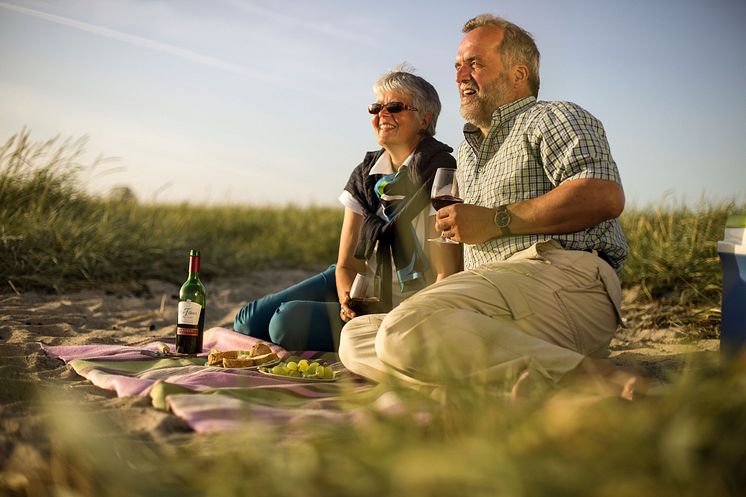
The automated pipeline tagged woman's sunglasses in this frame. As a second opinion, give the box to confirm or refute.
[368,102,419,114]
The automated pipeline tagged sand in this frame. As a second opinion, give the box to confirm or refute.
[0,268,318,489]
[0,269,719,489]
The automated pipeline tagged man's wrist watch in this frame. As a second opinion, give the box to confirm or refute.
[494,204,512,236]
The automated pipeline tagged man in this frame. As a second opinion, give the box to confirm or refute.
[338,14,629,391]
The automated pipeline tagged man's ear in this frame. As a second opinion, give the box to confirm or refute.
[511,65,529,89]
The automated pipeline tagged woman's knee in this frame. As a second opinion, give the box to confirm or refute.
[267,301,339,351]
[233,301,262,336]
[267,302,304,349]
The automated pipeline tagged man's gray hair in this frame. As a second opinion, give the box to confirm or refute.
[463,14,540,97]
[373,64,441,137]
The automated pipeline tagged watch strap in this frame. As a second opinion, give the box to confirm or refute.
[494,204,512,236]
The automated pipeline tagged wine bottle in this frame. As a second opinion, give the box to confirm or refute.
[176,249,206,354]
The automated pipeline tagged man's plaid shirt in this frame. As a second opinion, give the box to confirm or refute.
[457,96,628,272]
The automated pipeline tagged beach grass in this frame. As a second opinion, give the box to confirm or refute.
[620,199,732,306]
[1,131,341,293]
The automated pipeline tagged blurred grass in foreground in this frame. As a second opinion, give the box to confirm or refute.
[5,353,743,497]
[2,130,743,306]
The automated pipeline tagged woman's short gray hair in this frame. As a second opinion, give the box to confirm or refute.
[373,65,442,137]
[463,14,540,97]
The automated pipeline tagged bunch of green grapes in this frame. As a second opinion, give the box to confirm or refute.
[264,359,335,379]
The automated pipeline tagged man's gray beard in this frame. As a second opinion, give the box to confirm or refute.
[459,75,509,130]
[460,100,495,130]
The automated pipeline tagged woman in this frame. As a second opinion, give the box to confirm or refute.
[233,68,460,351]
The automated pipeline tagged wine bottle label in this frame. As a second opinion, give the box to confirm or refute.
[177,301,202,326]
[176,326,199,336]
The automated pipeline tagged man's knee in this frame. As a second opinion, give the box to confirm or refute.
[374,306,427,371]
[337,318,363,367]
[338,314,384,372]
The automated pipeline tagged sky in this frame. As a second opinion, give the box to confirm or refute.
[1,0,745,206]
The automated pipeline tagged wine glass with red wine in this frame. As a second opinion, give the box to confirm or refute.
[428,167,462,244]
[348,273,381,316]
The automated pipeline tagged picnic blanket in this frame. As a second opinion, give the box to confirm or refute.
[41,327,376,433]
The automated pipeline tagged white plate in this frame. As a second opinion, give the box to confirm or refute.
[257,367,339,382]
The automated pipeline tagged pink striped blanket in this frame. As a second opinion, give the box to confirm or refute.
[42,327,375,433]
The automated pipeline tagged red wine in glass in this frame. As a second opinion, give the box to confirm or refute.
[348,273,381,316]
[431,194,464,211]
[348,297,381,315]
[428,168,462,244]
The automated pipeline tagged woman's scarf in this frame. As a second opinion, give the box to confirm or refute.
[344,136,456,310]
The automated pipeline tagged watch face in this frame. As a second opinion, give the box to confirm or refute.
[495,208,511,227]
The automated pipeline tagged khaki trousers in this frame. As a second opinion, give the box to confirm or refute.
[338,241,623,386]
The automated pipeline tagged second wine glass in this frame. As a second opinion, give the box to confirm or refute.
[428,167,463,244]
[348,273,382,316]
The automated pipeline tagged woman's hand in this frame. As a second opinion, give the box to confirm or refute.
[336,207,366,322]
[339,291,357,322]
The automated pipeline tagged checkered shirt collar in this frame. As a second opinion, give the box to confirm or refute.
[463,96,537,143]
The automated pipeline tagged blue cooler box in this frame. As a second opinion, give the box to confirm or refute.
[718,214,746,356]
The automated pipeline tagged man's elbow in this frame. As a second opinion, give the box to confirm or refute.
[604,183,625,219]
